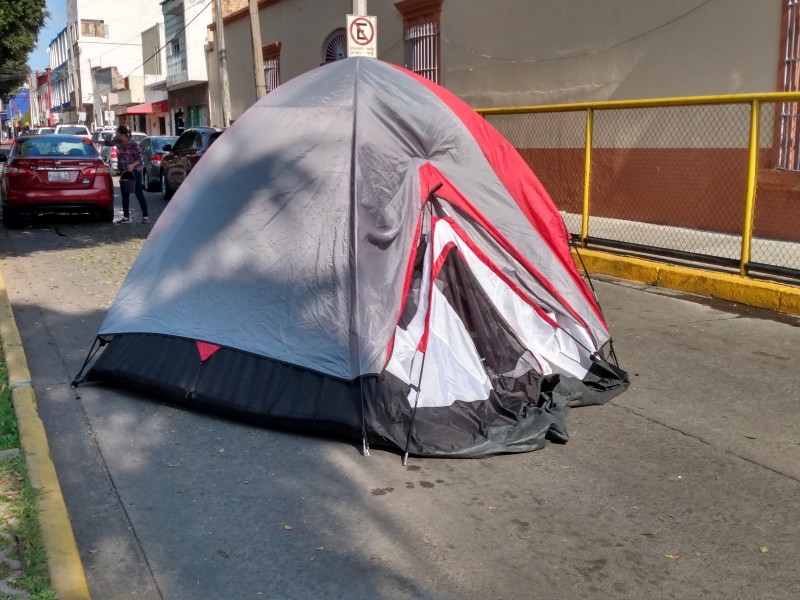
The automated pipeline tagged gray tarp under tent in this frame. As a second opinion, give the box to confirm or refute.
[74,57,628,458]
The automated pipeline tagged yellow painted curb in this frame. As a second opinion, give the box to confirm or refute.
[573,248,800,316]
[0,269,92,600]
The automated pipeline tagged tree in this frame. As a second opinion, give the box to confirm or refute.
[0,0,48,97]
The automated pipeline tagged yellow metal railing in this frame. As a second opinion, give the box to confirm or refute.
[478,92,800,280]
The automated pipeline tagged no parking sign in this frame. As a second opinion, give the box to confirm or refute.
[346,15,377,58]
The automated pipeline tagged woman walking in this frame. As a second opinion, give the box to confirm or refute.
[106,125,149,224]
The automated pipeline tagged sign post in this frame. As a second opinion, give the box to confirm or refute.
[346,15,377,58]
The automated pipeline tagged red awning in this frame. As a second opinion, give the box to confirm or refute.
[117,100,169,116]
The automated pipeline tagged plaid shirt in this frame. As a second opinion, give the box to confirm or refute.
[115,140,143,172]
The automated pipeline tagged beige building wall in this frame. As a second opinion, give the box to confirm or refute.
[443,0,783,108]
[208,0,404,123]
[208,0,785,124]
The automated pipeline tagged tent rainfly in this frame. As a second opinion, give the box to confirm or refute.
[74,58,628,458]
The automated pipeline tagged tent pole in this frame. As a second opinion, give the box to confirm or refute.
[70,336,104,388]
[402,346,429,466]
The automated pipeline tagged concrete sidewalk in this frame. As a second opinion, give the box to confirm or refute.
[562,212,800,272]
[0,212,799,599]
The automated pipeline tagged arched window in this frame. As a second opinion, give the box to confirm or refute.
[322,28,347,65]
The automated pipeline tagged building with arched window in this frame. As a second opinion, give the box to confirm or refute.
[207,0,786,126]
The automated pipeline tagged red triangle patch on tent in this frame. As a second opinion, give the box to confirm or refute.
[196,341,221,362]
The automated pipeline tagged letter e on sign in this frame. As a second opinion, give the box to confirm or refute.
[346,15,377,58]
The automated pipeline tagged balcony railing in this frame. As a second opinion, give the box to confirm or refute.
[166,51,188,87]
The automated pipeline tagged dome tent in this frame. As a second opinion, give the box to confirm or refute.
[74,58,628,457]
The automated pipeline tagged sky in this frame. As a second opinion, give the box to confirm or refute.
[28,0,68,72]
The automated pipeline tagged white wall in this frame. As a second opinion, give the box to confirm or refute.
[73,0,166,106]
[184,0,212,83]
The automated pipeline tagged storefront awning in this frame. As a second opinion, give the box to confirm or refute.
[117,100,169,116]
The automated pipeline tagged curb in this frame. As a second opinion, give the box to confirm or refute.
[0,269,92,599]
[573,248,800,316]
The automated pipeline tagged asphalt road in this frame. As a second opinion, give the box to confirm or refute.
[0,184,799,600]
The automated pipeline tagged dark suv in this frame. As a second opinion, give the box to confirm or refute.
[160,127,224,200]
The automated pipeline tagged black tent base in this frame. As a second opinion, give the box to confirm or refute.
[83,333,629,458]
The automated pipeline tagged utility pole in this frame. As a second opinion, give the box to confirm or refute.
[248,0,267,100]
[214,0,232,126]
[353,0,367,15]
[30,74,39,127]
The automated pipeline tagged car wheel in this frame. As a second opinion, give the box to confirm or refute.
[161,170,174,200]
[2,206,24,229]
[97,206,114,223]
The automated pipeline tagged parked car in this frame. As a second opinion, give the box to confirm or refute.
[54,124,91,137]
[160,127,224,200]
[0,135,113,227]
[99,131,147,173]
[33,127,55,135]
[139,136,177,192]
[91,128,115,152]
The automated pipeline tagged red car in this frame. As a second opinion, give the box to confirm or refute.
[0,134,113,228]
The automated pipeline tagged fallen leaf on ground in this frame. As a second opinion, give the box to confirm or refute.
[86,549,99,554]
[284,525,293,531]
[664,554,680,560]
[167,464,181,468]
[760,546,769,553]
[218,550,229,558]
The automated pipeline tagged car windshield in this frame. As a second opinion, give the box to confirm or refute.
[153,137,177,151]
[14,137,98,157]
[58,126,88,135]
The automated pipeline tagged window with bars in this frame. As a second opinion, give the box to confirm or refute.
[780,0,800,170]
[404,22,439,83]
[262,42,281,93]
[396,0,443,84]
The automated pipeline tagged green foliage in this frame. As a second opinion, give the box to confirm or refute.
[0,0,49,96]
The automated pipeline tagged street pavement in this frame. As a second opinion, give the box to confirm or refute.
[0,182,799,599]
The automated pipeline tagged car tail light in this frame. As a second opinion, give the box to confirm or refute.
[2,166,33,176]
[152,153,162,162]
[83,165,111,176]
[110,147,117,159]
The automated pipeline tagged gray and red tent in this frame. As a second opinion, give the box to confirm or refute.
[76,58,627,457]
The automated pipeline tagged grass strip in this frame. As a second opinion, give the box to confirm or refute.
[0,358,55,600]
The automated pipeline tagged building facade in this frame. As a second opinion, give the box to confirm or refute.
[29,69,54,127]
[206,0,785,125]
[47,27,73,123]
[61,0,165,127]
[162,0,213,135]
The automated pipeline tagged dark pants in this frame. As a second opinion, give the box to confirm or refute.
[121,170,148,218]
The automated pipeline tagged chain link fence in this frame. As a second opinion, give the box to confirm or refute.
[483,96,800,282]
